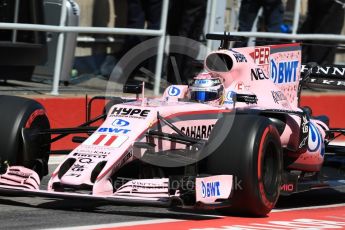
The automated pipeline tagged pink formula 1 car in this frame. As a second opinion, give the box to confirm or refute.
[0,34,344,216]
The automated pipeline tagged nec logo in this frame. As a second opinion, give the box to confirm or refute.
[201,181,220,198]
[254,47,270,65]
[112,119,129,127]
[251,68,269,80]
[98,127,130,134]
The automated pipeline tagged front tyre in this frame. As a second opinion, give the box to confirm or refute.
[205,114,282,216]
[0,96,50,178]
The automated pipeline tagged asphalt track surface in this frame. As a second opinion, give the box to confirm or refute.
[0,160,344,230]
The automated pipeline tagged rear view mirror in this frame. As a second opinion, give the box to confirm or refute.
[123,80,143,94]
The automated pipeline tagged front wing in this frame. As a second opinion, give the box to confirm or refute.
[0,166,233,209]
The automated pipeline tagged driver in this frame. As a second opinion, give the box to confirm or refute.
[188,72,224,105]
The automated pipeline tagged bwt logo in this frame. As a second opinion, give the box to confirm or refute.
[98,127,130,134]
[271,60,299,84]
[201,181,220,198]
[112,119,130,127]
[168,86,181,96]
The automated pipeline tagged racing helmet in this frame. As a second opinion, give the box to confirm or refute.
[189,72,224,104]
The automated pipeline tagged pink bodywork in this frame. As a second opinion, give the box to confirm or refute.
[0,43,328,205]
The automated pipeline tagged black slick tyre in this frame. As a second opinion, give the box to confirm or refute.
[0,96,50,178]
[205,113,282,216]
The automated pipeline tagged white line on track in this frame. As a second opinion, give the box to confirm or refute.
[272,203,345,212]
[327,215,345,220]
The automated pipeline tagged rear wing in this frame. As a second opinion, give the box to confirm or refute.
[301,64,345,90]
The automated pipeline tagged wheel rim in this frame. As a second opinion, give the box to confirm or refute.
[262,141,279,196]
[24,110,50,177]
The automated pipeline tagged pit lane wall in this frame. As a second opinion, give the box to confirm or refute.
[34,93,345,150]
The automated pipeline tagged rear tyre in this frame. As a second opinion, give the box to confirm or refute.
[0,96,50,178]
[205,114,282,216]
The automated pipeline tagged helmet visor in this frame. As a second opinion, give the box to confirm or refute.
[190,91,219,102]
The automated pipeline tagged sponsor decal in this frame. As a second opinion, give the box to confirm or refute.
[77,145,117,152]
[78,158,93,164]
[73,152,108,159]
[299,115,309,149]
[235,81,250,91]
[308,78,345,87]
[110,107,150,119]
[271,90,287,104]
[201,181,221,198]
[84,134,128,148]
[194,78,221,86]
[236,94,258,104]
[65,173,81,177]
[236,82,244,90]
[98,127,130,134]
[271,60,299,84]
[224,91,235,105]
[94,150,111,155]
[251,68,269,80]
[118,151,133,168]
[168,86,181,96]
[308,122,322,154]
[131,181,167,191]
[253,47,270,65]
[301,64,345,77]
[112,119,129,127]
[281,183,295,192]
[71,164,86,172]
[301,115,309,134]
[299,136,308,149]
[231,50,247,63]
[180,125,214,139]
[192,87,218,93]
[267,109,300,113]
[196,175,232,204]
[195,79,208,85]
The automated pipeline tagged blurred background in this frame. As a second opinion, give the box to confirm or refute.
[0,0,344,94]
